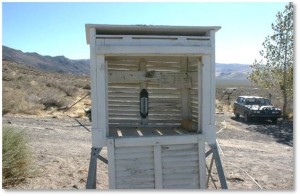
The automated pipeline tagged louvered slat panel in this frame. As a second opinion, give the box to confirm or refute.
[107,57,141,126]
[148,85,182,125]
[161,144,200,189]
[107,58,140,71]
[114,146,155,189]
[108,80,140,125]
[145,57,182,125]
[190,79,198,125]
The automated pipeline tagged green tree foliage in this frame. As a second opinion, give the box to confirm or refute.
[248,2,293,117]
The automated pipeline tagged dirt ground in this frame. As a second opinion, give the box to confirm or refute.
[2,112,294,190]
[214,112,293,189]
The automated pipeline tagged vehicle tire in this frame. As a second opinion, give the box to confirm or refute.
[271,118,278,124]
[233,108,239,118]
[235,113,240,118]
[244,113,250,123]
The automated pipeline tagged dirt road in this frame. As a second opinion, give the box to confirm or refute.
[2,113,293,189]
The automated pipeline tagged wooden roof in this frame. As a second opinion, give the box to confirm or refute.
[85,24,221,44]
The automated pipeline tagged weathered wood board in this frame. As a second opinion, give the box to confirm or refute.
[108,135,206,189]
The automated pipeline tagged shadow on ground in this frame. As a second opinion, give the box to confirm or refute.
[231,117,293,147]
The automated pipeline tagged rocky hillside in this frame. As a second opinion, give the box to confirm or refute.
[2,46,90,75]
[3,46,251,79]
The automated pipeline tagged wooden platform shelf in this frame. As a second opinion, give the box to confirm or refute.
[109,126,196,138]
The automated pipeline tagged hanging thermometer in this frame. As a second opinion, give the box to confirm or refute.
[140,89,148,118]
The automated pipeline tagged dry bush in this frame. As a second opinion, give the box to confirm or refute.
[2,126,35,188]
[46,81,78,97]
[2,60,91,115]
[82,83,91,90]
[73,79,91,90]
[2,90,44,115]
[37,88,69,110]
[2,85,69,114]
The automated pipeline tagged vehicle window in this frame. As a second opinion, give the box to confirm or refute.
[257,98,265,105]
[244,98,271,105]
[240,98,244,104]
[264,99,271,105]
[256,98,264,105]
[242,98,246,104]
[256,98,271,105]
[245,98,256,105]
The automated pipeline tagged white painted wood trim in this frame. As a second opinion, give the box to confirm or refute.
[200,55,216,144]
[197,58,203,133]
[96,34,211,40]
[154,145,163,189]
[209,31,216,127]
[91,55,108,148]
[96,46,212,55]
[90,28,97,127]
[85,24,221,44]
[95,34,211,48]
[104,60,109,137]
[107,139,116,189]
[114,135,203,148]
[181,57,190,119]
[201,55,211,127]
[89,27,105,148]
[198,136,206,189]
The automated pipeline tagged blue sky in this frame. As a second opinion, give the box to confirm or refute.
[2,2,288,64]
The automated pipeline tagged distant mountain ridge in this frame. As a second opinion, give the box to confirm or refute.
[2,46,251,79]
[2,46,90,75]
[216,63,251,80]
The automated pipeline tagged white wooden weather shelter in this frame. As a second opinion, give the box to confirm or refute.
[85,24,227,189]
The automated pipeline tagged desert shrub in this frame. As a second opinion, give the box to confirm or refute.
[82,83,91,90]
[2,60,87,114]
[2,74,13,81]
[2,90,44,115]
[73,79,91,90]
[3,85,69,113]
[38,88,69,109]
[2,126,34,188]
[59,85,78,97]
[46,81,77,97]
[40,97,66,109]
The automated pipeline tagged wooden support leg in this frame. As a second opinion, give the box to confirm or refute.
[86,147,102,189]
[209,143,228,189]
[206,156,217,188]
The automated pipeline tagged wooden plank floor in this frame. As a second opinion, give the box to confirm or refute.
[109,126,197,138]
